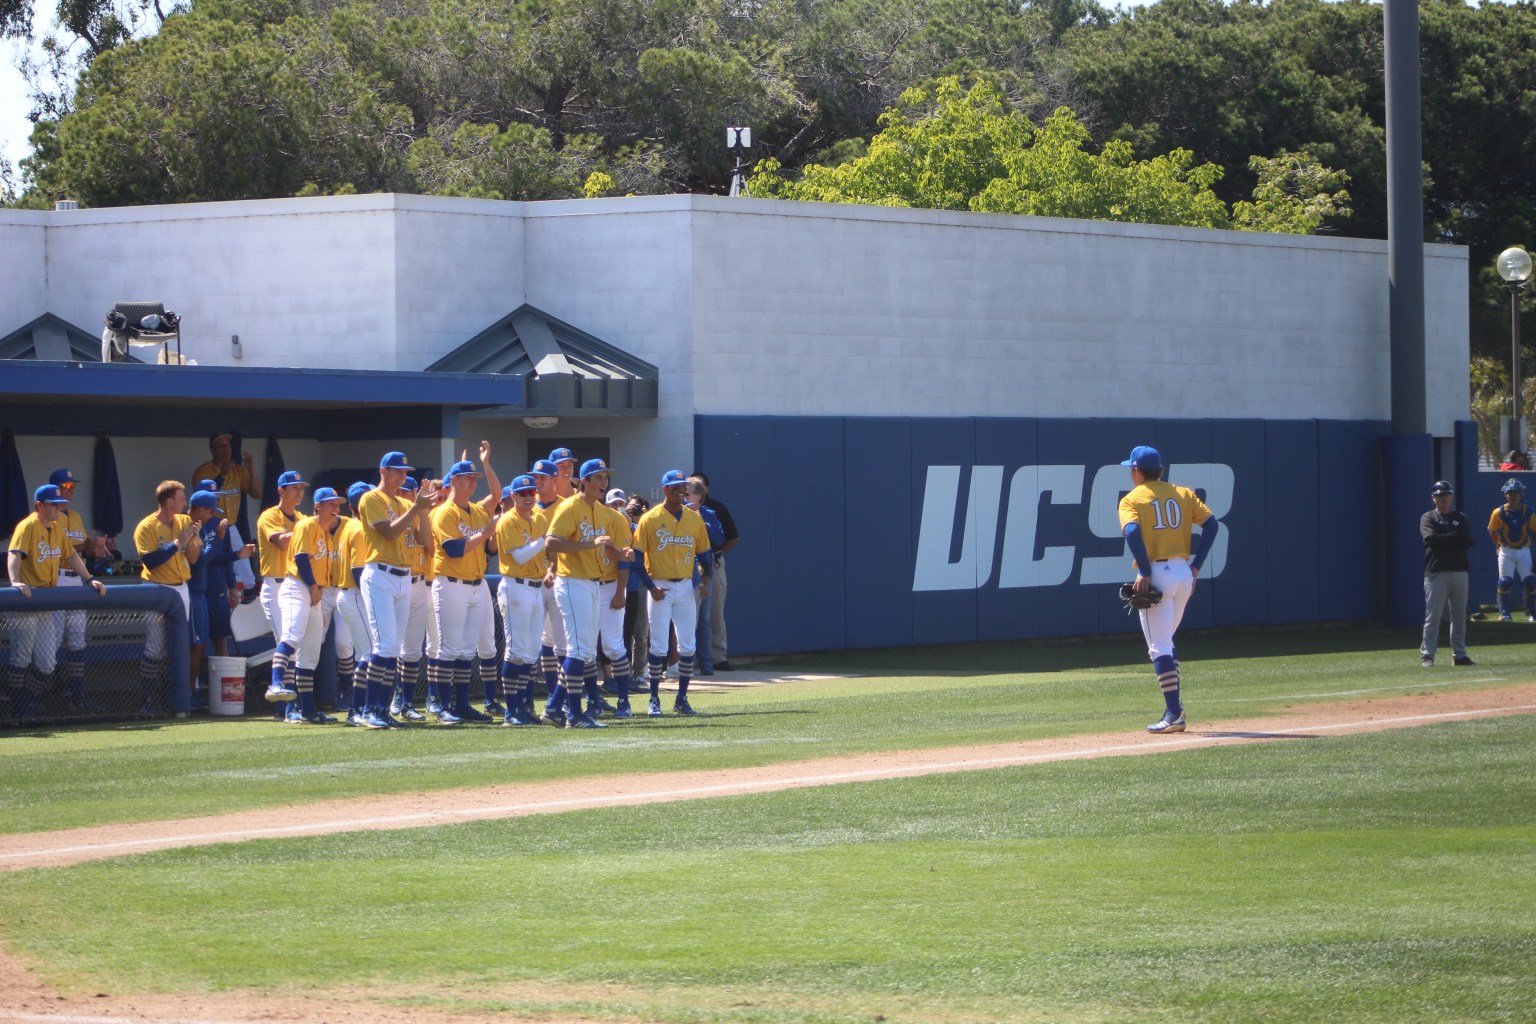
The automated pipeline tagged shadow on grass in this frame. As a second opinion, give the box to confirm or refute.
[754,620,1536,678]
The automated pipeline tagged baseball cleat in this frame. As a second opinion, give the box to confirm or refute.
[284,705,305,724]
[568,714,605,729]
[456,704,494,723]
[264,683,298,702]
[1452,655,1476,666]
[673,698,698,716]
[389,694,406,717]
[540,706,566,728]
[502,709,534,727]
[590,695,617,715]
[360,709,391,730]
[1146,711,1186,734]
[425,695,444,715]
[299,711,338,724]
[398,704,426,722]
[345,709,367,726]
[614,699,633,719]
[1499,613,1513,622]
[483,699,507,719]
[435,706,463,725]
[647,697,663,718]
[1421,656,1434,668]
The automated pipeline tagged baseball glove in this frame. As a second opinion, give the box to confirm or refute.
[1119,582,1164,614]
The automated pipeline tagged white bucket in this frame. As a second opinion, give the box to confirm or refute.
[208,656,249,716]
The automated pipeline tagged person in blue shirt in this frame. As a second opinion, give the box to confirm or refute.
[687,477,725,676]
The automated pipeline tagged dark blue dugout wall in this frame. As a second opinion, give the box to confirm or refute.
[696,416,1396,656]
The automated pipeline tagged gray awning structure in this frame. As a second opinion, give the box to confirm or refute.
[427,304,658,419]
[0,313,137,362]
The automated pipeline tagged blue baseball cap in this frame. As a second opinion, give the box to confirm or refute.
[35,484,70,504]
[549,447,575,463]
[508,474,538,495]
[579,458,610,480]
[189,490,220,511]
[380,451,414,471]
[401,476,419,492]
[277,470,306,488]
[313,487,342,505]
[347,481,372,507]
[530,460,558,477]
[1120,446,1162,472]
[196,479,217,492]
[445,460,478,481]
[660,469,688,488]
[49,468,77,486]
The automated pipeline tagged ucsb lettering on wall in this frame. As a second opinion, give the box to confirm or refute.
[695,415,1385,656]
[912,463,1231,592]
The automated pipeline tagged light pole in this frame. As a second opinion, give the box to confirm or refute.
[725,125,751,197]
[1497,246,1534,454]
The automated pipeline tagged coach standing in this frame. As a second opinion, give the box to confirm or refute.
[1420,480,1476,668]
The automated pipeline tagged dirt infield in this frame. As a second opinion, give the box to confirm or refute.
[2,682,1534,1024]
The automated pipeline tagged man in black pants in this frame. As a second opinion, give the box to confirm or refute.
[1420,480,1476,668]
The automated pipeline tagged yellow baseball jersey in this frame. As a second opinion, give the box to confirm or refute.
[1117,480,1214,564]
[286,515,338,588]
[634,504,711,581]
[256,505,302,578]
[8,514,67,588]
[357,488,415,567]
[190,460,251,524]
[1488,502,1535,548]
[334,516,367,590]
[59,507,86,557]
[545,495,610,579]
[135,512,193,585]
[495,506,550,581]
[595,503,632,583]
[413,514,435,580]
[431,500,491,580]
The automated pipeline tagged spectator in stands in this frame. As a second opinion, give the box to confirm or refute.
[689,473,739,670]
[1500,450,1530,472]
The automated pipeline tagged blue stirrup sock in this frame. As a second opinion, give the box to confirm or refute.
[1153,654,1181,714]
[611,654,632,699]
[648,654,665,698]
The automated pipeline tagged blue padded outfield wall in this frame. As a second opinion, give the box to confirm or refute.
[696,416,1406,656]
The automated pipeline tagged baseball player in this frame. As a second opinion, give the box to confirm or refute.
[356,452,439,730]
[544,458,632,728]
[530,459,568,720]
[337,482,376,724]
[589,487,636,717]
[428,457,502,723]
[1487,478,1535,622]
[46,468,96,709]
[1117,446,1220,734]
[393,474,437,722]
[6,484,107,723]
[133,480,203,717]
[255,470,307,709]
[633,470,714,717]
[191,431,262,530]
[1421,480,1476,667]
[493,476,550,725]
[550,447,577,500]
[273,487,344,723]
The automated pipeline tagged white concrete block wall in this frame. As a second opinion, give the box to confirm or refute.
[686,198,1467,434]
[0,215,47,334]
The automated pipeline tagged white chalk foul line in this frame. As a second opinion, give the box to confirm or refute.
[0,1013,239,1024]
[4,702,1534,866]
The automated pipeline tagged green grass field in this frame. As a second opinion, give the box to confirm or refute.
[2,625,1534,1023]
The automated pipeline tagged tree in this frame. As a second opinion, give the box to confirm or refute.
[751,77,1349,234]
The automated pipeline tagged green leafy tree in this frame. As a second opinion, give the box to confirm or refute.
[752,77,1348,233]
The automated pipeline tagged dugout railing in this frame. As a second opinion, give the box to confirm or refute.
[0,585,190,726]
